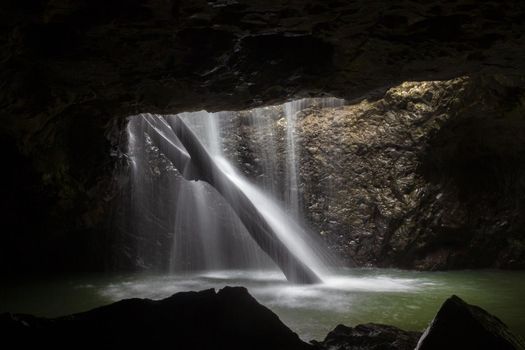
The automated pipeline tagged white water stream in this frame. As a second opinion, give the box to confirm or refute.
[127,98,344,279]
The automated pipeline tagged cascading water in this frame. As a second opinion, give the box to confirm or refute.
[169,111,273,272]
[125,97,344,282]
[283,98,345,219]
[127,113,272,272]
[285,101,301,217]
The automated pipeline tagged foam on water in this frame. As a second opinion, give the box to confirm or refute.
[99,269,426,309]
[3,269,524,342]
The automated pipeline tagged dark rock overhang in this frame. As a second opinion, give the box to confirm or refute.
[2,0,525,132]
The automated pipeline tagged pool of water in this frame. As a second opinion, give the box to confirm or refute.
[1,268,524,341]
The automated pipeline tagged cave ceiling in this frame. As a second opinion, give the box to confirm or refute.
[2,0,525,138]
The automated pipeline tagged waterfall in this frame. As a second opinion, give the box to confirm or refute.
[125,97,344,281]
[169,111,272,272]
[283,98,345,218]
[284,101,301,217]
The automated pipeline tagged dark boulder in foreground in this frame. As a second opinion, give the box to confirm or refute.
[313,323,421,350]
[2,289,524,350]
[0,286,311,350]
[416,295,525,350]
[312,295,525,350]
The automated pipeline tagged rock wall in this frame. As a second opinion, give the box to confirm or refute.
[226,76,525,269]
[2,0,525,274]
[302,76,525,269]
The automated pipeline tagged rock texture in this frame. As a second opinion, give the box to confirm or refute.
[416,295,525,350]
[0,286,311,350]
[313,323,421,350]
[300,76,525,269]
[3,0,524,116]
[226,76,525,270]
[1,0,525,273]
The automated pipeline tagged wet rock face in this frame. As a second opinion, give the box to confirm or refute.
[1,0,525,273]
[228,76,525,270]
[298,76,525,269]
[296,80,462,267]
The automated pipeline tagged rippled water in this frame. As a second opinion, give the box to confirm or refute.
[2,269,524,341]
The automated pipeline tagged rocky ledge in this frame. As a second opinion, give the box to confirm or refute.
[2,287,524,350]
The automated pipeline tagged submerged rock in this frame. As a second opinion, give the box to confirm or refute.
[416,295,525,350]
[0,286,311,350]
[313,323,421,350]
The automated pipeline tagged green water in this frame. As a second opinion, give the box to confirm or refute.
[1,268,524,341]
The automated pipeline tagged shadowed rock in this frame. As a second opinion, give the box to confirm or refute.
[3,290,523,350]
[313,323,421,350]
[0,287,312,350]
[416,295,525,350]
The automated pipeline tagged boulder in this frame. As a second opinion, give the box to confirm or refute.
[416,295,525,350]
[313,323,421,350]
[0,286,311,350]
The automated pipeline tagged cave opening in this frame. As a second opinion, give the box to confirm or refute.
[4,82,525,344]
[3,0,525,348]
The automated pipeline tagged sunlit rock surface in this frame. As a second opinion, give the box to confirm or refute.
[227,77,525,269]
[298,76,525,269]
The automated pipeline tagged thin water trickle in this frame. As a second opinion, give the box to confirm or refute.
[283,98,345,219]
[284,100,301,217]
[248,107,279,193]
